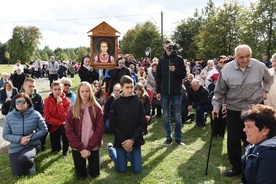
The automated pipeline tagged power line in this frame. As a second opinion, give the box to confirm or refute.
[0,13,159,24]
[0,12,193,24]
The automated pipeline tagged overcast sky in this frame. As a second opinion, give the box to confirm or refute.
[0,0,255,50]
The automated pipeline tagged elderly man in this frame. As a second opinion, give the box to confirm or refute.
[187,79,209,128]
[212,44,274,177]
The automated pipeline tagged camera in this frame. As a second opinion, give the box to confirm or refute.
[166,45,178,52]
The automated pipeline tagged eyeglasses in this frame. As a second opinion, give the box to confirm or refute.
[63,84,71,87]
[15,100,27,105]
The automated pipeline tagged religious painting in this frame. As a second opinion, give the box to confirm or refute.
[88,21,120,70]
[93,37,115,63]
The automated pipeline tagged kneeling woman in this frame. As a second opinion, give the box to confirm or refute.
[3,93,48,176]
[66,81,104,178]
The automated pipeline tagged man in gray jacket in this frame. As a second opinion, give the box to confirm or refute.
[212,44,274,177]
[48,56,59,87]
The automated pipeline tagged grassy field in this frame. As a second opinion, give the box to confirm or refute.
[0,64,14,75]
[0,65,242,184]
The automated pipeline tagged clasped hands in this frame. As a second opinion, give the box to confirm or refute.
[20,135,31,145]
[80,150,91,158]
[122,139,134,152]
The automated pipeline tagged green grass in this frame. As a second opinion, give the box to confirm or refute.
[0,66,242,183]
[0,65,14,75]
[0,120,241,184]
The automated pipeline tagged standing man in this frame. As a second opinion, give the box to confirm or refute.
[48,56,59,87]
[155,39,186,146]
[212,44,274,177]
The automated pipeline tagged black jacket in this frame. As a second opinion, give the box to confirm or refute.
[104,95,115,122]
[241,137,276,184]
[139,95,151,115]
[187,86,209,108]
[109,94,146,148]
[108,66,131,95]
[0,88,18,104]
[78,66,99,83]
[11,73,26,91]
[155,52,186,95]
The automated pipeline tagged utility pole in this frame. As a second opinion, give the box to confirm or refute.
[161,11,163,57]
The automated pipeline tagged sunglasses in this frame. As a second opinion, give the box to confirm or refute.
[63,84,71,87]
[15,100,27,105]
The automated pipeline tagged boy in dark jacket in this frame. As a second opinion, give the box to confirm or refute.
[107,75,147,173]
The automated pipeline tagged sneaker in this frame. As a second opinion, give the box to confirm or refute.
[175,140,185,146]
[162,139,172,147]
[107,143,113,150]
[29,163,36,175]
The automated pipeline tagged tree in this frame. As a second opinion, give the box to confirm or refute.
[172,16,202,59]
[195,1,241,59]
[7,26,42,64]
[40,45,55,60]
[0,43,9,64]
[121,21,162,59]
[64,48,77,61]
[239,0,276,59]
[76,46,89,63]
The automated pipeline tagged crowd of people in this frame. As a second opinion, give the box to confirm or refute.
[1,43,276,183]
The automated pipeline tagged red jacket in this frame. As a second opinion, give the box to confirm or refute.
[65,104,104,152]
[44,93,70,133]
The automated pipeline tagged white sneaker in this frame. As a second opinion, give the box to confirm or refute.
[107,143,113,150]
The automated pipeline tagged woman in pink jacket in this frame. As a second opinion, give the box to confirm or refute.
[66,81,104,179]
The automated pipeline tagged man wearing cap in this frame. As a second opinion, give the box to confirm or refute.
[155,39,186,146]
[212,44,274,177]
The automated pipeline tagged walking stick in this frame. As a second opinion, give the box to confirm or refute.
[205,116,217,175]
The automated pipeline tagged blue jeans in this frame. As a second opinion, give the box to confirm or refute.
[161,94,182,141]
[195,104,210,127]
[9,146,38,176]
[105,119,110,132]
[109,147,142,173]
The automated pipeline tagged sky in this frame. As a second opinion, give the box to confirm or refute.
[0,0,255,50]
